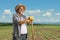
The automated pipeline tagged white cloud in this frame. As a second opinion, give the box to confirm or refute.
[0,9,13,23]
[50,19,60,22]
[42,18,60,22]
[46,9,54,12]
[24,9,54,17]
[34,19,40,22]
[36,19,40,22]
[2,15,6,18]
[25,10,41,13]
[55,13,60,16]
[42,9,54,13]
[2,9,13,18]
[43,11,52,16]
[3,9,11,14]
[0,18,12,23]
[47,9,54,12]
[35,10,41,13]
[24,10,41,15]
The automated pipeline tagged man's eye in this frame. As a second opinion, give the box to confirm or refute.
[19,9,22,10]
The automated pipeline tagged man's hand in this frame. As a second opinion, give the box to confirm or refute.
[27,16,34,24]
[26,19,30,23]
[28,16,34,21]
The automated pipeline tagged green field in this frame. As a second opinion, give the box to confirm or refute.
[0,25,60,40]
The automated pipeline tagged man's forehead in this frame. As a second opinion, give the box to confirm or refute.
[20,7,23,8]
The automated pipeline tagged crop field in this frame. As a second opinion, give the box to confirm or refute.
[0,24,60,40]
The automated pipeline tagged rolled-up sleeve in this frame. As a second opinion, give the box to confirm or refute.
[13,14,17,24]
[13,14,20,23]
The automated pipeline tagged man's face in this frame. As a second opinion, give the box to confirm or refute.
[18,7,25,14]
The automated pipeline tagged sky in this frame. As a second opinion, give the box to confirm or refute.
[0,0,60,24]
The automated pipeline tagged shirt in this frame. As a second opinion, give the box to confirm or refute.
[13,14,27,36]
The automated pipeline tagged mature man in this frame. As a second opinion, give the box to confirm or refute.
[12,4,33,40]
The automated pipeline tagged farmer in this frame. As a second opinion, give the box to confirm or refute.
[12,4,33,40]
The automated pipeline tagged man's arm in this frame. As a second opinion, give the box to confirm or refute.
[18,19,31,25]
[18,20,26,25]
[16,16,33,25]
[18,16,31,25]
[18,18,33,25]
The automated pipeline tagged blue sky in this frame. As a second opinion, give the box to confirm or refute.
[0,0,60,24]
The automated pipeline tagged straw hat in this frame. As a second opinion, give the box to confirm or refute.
[15,4,26,12]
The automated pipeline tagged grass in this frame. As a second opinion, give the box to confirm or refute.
[0,25,60,40]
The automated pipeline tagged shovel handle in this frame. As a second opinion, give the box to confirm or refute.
[31,22,34,40]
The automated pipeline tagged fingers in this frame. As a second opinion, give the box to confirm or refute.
[28,16,34,21]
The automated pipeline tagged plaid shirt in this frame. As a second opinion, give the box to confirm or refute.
[13,14,27,38]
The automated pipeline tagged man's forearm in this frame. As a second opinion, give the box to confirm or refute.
[18,19,32,25]
[18,20,26,25]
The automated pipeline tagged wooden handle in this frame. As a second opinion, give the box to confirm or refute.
[31,22,34,40]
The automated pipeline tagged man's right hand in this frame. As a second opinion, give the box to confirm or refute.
[28,16,34,21]
[26,16,34,24]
